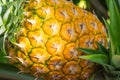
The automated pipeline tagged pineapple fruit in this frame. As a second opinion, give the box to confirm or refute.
[4,0,107,80]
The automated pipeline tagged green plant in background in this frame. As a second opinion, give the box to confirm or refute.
[79,0,120,80]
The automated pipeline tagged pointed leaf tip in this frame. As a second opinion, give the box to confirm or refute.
[78,48,107,55]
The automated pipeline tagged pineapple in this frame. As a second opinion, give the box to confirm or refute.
[0,0,107,80]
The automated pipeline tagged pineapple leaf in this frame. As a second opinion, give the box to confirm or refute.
[97,42,109,54]
[108,0,120,55]
[103,64,115,71]
[0,63,44,80]
[115,0,120,12]
[79,54,109,65]
[78,48,107,55]
[111,55,120,68]
[0,14,3,26]
[0,50,8,63]
[0,25,5,35]
[3,5,11,24]
[0,0,24,57]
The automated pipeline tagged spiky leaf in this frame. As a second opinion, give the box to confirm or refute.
[0,63,44,80]
[107,0,120,55]
[0,0,23,58]
[78,48,107,55]
[97,42,109,54]
[111,55,120,68]
[80,54,109,65]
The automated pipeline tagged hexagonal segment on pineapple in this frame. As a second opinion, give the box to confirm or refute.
[17,51,33,67]
[66,3,85,19]
[30,63,49,77]
[15,36,32,54]
[74,18,90,36]
[55,7,71,22]
[46,37,66,56]
[79,34,95,49]
[63,43,81,61]
[42,18,62,36]
[85,12,103,34]
[63,61,81,75]
[47,71,64,80]
[47,56,66,71]
[36,6,55,19]
[24,15,43,31]
[28,29,48,47]
[30,48,50,64]
[60,22,78,41]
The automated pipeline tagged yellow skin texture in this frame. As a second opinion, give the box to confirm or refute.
[7,0,107,80]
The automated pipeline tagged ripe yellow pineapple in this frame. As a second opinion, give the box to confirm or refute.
[6,0,107,80]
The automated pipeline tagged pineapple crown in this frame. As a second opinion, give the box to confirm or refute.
[0,0,24,63]
[78,0,120,79]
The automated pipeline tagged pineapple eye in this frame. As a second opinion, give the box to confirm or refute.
[70,49,78,58]
[90,22,97,30]
[79,23,85,30]
[68,65,78,74]
[60,10,68,19]
[85,39,93,48]
[72,7,78,16]
[67,28,73,35]
[63,61,81,75]
[67,0,72,2]
[49,72,63,80]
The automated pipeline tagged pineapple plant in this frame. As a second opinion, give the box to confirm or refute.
[0,0,108,80]
[79,0,120,80]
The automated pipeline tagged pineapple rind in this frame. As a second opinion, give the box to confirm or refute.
[7,0,107,80]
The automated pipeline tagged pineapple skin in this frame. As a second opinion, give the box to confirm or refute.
[7,0,107,80]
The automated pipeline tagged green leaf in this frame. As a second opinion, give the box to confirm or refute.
[0,25,5,35]
[0,0,24,55]
[79,54,109,65]
[115,0,120,12]
[0,16,3,26]
[0,35,6,55]
[78,48,107,55]
[97,42,109,54]
[0,63,44,80]
[103,64,115,71]
[0,51,8,63]
[111,55,120,68]
[108,0,120,55]
[3,6,11,24]
[116,46,120,55]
